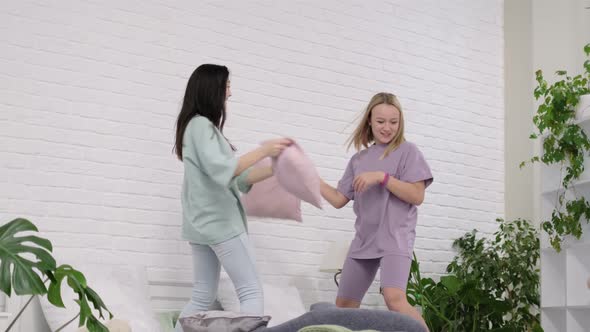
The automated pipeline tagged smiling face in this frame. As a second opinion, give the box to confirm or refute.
[369,103,400,145]
[347,92,405,156]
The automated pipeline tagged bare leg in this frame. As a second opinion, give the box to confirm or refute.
[382,287,429,332]
[335,297,361,308]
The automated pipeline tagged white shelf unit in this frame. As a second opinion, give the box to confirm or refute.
[0,293,10,331]
[540,115,590,332]
[568,308,590,332]
[542,307,566,332]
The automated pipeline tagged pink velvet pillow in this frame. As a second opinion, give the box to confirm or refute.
[273,142,322,209]
[241,159,302,222]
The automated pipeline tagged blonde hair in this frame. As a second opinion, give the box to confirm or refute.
[346,92,405,158]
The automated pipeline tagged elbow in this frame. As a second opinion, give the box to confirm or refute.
[325,196,348,209]
[333,196,350,209]
[333,202,346,209]
[413,193,425,206]
[325,199,345,209]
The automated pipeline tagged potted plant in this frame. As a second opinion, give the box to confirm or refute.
[406,218,542,331]
[521,43,590,252]
[0,218,112,332]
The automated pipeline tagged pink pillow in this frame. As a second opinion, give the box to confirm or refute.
[242,159,302,222]
[273,142,322,209]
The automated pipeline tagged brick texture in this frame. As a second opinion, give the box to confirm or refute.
[0,0,504,310]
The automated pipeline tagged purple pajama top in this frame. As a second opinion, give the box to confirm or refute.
[337,141,433,259]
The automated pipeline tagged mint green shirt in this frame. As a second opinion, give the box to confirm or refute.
[181,116,252,245]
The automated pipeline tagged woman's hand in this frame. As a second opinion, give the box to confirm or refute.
[353,171,385,193]
[261,138,293,157]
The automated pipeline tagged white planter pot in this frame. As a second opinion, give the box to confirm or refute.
[575,94,590,120]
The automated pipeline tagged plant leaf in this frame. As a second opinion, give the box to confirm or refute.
[440,275,461,294]
[48,265,112,330]
[0,218,56,296]
[48,272,66,308]
[86,315,109,332]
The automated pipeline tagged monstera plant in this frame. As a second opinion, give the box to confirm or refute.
[0,218,112,332]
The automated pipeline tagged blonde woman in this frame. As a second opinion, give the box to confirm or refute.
[320,92,432,330]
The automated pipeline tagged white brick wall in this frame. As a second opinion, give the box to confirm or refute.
[0,0,504,310]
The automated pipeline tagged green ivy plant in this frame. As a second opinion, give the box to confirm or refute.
[406,218,542,332]
[520,43,590,251]
[0,218,112,332]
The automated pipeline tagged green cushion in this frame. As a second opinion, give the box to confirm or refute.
[156,311,180,332]
[298,325,379,332]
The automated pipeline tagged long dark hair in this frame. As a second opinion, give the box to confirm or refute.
[174,64,231,161]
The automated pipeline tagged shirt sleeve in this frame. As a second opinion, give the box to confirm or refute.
[188,117,238,188]
[336,156,356,200]
[234,167,253,193]
[399,144,433,188]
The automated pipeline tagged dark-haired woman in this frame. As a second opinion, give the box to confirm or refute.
[173,64,291,328]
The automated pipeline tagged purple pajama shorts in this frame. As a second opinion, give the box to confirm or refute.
[336,254,412,302]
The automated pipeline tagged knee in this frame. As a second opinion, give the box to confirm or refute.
[336,297,360,308]
[383,291,408,312]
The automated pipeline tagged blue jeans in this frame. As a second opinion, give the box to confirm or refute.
[175,233,263,330]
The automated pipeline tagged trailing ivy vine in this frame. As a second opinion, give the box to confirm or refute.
[521,43,590,251]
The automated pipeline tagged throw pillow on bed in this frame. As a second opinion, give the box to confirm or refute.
[241,158,302,222]
[216,274,306,327]
[273,142,322,209]
[178,311,270,332]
